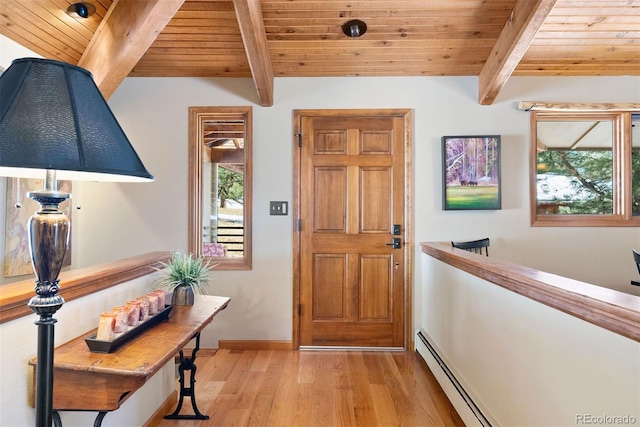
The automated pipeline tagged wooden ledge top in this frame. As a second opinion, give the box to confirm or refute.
[0,251,172,324]
[420,242,640,343]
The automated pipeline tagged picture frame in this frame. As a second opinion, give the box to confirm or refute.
[442,135,501,210]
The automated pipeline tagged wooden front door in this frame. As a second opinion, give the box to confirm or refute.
[294,110,411,348]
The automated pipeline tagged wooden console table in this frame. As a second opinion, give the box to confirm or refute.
[29,295,230,425]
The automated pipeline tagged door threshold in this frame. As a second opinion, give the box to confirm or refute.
[299,346,405,351]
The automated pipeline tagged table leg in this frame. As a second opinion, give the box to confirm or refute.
[51,410,108,427]
[164,332,209,420]
[93,411,108,427]
[53,411,62,427]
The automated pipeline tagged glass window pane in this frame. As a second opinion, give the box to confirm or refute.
[536,120,614,215]
[203,119,245,257]
[213,164,244,256]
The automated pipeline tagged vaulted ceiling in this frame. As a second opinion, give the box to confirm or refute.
[1,0,638,107]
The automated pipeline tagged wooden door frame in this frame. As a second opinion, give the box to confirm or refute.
[292,109,414,350]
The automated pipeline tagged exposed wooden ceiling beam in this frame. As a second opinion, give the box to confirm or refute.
[478,0,558,106]
[232,0,274,107]
[78,0,186,100]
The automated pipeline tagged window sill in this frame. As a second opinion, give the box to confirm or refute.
[532,214,640,227]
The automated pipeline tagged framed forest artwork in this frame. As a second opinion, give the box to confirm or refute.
[4,178,72,277]
[442,135,501,210]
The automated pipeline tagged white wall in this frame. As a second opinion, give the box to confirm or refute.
[419,253,640,426]
[0,276,175,427]
[87,75,639,347]
[2,74,639,349]
[0,35,41,69]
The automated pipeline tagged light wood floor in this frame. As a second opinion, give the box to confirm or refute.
[155,349,465,427]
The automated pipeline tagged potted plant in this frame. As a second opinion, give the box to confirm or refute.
[152,251,213,305]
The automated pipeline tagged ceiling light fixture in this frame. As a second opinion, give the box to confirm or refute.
[342,19,367,38]
[67,2,96,19]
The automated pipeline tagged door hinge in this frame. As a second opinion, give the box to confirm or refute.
[296,133,302,147]
[298,304,302,315]
[298,218,302,231]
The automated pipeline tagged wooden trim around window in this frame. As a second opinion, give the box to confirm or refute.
[188,106,253,270]
[530,111,640,227]
[421,242,640,342]
[519,102,640,112]
[0,251,171,324]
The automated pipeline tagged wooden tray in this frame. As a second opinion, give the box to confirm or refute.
[85,305,173,353]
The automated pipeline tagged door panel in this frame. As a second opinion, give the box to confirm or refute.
[360,167,392,232]
[313,167,346,232]
[312,254,346,319]
[360,255,392,320]
[298,111,408,348]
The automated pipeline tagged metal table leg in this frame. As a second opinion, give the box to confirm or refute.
[53,411,62,427]
[52,410,108,427]
[164,332,209,420]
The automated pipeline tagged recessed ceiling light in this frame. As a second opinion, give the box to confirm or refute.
[67,2,96,19]
[342,20,367,38]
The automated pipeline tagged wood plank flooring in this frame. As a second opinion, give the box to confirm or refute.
[155,349,464,427]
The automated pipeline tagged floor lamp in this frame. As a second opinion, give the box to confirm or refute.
[0,58,153,426]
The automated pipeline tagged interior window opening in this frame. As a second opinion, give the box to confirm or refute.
[530,110,638,227]
[536,119,614,215]
[203,120,245,258]
[189,107,252,270]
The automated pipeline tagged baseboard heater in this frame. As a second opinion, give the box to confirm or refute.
[416,331,492,427]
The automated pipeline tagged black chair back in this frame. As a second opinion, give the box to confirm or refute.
[451,238,490,256]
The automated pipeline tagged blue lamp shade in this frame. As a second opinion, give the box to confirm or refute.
[0,58,153,182]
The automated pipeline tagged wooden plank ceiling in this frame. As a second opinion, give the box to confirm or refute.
[0,0,638,107]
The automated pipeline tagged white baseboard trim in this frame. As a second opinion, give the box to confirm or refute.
[415,330,492,427]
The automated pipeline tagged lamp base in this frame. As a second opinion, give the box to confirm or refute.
[27,176,70,427]
[29,287,65,317]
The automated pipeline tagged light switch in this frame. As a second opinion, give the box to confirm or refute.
[270,201,288,216]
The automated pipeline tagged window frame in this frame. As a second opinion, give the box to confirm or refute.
[530,110,639,227]
[188,106,253,269]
